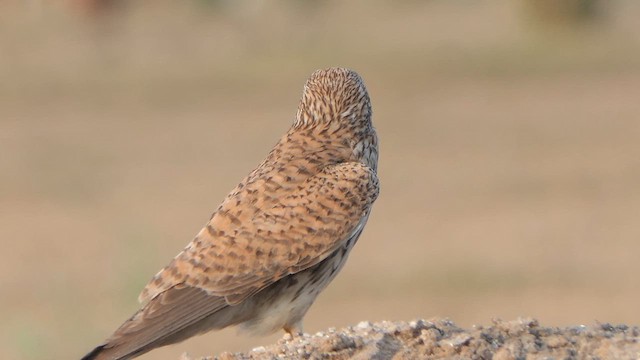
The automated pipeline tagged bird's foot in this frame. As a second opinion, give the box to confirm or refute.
[282,324,304,341]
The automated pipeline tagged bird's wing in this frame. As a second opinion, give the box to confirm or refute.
[84,284,227,360]
[139,161,379,305]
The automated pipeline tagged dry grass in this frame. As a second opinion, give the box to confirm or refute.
[2,1,640,359]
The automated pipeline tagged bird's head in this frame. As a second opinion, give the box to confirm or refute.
[295,68,372,129]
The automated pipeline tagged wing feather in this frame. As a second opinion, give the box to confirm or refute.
[139,161,378,305]
[88,285,227,360]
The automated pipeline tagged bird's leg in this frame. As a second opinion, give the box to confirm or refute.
[283,321,304,340]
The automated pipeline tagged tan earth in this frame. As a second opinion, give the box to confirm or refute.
[2,2,640,360]
[183,319,640,360]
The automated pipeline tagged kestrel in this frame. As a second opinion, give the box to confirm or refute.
[82,68,379,360]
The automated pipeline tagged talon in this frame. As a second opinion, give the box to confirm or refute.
[283,324,303,338]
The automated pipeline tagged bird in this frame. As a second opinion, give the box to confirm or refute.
[81,67,379,360]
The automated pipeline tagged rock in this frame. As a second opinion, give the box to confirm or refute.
[182,318,640,360]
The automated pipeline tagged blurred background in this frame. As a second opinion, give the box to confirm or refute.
[2,0,640,359]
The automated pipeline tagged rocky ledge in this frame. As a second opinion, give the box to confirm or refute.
[181,318,640,360]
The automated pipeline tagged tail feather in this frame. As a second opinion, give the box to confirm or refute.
[80,285,230,360]
[81,344,106,360]
[80,342,148,360]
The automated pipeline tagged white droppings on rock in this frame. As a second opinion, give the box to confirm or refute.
[356,321,371,329]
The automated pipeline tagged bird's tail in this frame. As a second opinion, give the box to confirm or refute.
[80,344,115,360]
[80,285,232,360]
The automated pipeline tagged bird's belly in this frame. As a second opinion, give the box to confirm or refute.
[238,249,350,336]
[240,286,316,335]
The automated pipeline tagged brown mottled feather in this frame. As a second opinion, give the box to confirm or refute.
[82,68,379,360]
[140,161,377,305]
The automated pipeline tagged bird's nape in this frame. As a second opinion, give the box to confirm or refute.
[295,67,371,127]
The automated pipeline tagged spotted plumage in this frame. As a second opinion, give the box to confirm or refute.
[82,68,379,360]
